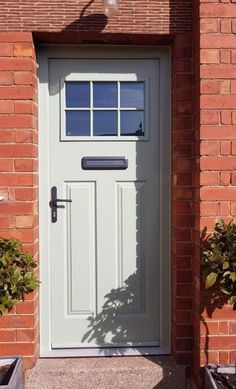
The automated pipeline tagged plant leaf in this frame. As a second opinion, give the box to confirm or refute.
[205,272,217,289]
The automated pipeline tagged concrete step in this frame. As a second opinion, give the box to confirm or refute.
[25,356,186,389]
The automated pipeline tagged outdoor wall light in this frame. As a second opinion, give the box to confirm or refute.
[102,0,119,16]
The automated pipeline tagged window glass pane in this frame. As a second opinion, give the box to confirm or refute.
[66,111,90,136]
[121,111,144,136]
[93,111,117,136]
[66,82,90,108]
[93,82,117,108]
[120,82,145,109]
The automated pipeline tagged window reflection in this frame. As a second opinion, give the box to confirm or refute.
[121,111,144,136]
[66,82,90,108]
[120,82,144,109]
[93,82,117,108]
[66,111,90,136]
[94,111,117,136]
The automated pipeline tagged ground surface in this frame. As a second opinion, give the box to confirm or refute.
[25,356,186,389]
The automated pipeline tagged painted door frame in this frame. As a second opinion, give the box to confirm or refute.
[38,45,171,357]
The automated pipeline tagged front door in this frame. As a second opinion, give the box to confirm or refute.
[44,49,170,351]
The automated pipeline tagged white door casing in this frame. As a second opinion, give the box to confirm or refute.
[39,46,171,357]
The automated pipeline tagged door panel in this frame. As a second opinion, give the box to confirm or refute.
[49,58,161,348]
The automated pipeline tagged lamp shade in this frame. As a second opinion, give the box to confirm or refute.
[102,0,119,16]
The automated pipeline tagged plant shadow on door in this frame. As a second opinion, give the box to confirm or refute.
[82,270,142,353]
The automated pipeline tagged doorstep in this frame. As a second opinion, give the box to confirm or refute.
[25,356,187,389]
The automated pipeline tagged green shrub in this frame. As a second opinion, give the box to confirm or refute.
[201,220,236,310]
[0,238,39,315]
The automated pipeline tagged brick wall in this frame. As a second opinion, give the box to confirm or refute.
[192,0,236,384]
[0,32,39,369]
[0,0,192,34]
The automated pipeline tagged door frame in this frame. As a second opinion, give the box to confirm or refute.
[38,45,171,357]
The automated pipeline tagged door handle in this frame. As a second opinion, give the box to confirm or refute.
[49,186,72,223]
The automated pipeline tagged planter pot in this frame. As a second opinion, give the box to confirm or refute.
[0,357,23,389]
[205,364,236,389]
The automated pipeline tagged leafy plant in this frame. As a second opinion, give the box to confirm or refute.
[0,238,40,315]
[201,220,236,310]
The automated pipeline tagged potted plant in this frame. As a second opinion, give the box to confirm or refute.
[0,238,39,388]
[201,219,236,389]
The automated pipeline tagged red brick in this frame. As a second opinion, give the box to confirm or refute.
[201,65,236,79]
[0,71,13,85]
[229,321,236,335]
[0,202,34,215]
[0,330,15,342]
[200,49,219,64]
[16,300,37,314]
[200,80,218,94]
[201,95,236,109]
[201,35,236,49]
[0,86,35,100]
[201,141,220,155]
[201,187,236,201]
[0,101,14,113]
[15,101,37,115]
[0,58,34,71]
[219,80,231,94]
[0,228,38,243]
[15,215,34,228]
[201,202,218,216]
[219,322,229,335]
[0,159,13,171]
[14,43,35,58]
[0,342,37,356]
[14,159,34,172]
[15,187,37,201]
[16,325,38,342]
[0,144,37,158]
[0,44,13,57]
[201,111,219,125]
[200,19,219,33]
[201,336,236,350]
[220,202,230,216]
[200,321,218,335]
[0,314,37,329]
[201,351,219,365]
[220,49,231,64]
[220,142,231,155]
[220,20,231,33]
[219,351,229,364]
[220,111,231,125]
[220,172,231,186]
[232,172,236,186]
[14,129,34,143]
[0,216,15,228]
[200,172,219,185]
[14,72,37,87]
[0,32,32,43]
[176,311,192,324]
[0,115,34,128]
[201,156,236,170]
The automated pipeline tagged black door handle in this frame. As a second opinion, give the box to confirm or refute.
[49,186,72,223]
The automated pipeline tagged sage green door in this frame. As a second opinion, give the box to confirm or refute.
[49,57,161,349]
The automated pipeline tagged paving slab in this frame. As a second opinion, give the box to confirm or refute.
[25,356,186,389]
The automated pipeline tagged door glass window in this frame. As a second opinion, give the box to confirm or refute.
[64,81,145,137]
[93,82,117,108]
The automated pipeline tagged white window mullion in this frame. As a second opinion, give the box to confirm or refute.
[90,81,93,137]
[118,81,120,137]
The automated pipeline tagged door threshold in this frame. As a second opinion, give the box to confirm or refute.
[40,346,171,358]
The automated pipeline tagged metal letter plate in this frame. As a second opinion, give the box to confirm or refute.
[82,157,128,170]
